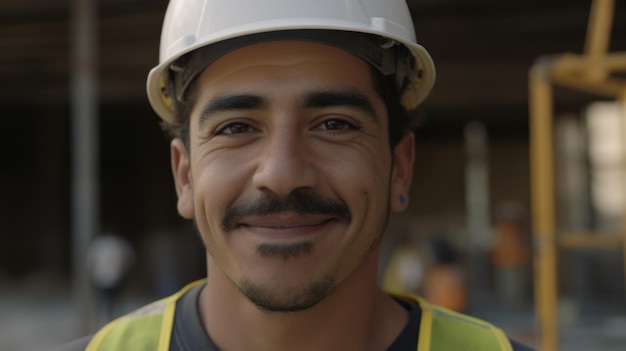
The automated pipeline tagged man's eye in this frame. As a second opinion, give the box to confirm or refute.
[217,122,252,135]
[321,119,355,131]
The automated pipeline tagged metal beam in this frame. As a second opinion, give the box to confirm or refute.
[70,0,99,334]
[529,64,559,351]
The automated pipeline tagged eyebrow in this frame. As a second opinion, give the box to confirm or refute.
[198,89,378,127]
[199,94,267,127]
[302,89,377,119]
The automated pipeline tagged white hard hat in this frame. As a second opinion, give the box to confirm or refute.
[147,0,436,123]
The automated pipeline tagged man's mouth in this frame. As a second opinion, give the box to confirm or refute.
[237,213,336,239]
[241,212,334,227]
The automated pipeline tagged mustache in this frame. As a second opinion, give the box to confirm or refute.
[222,189,351,231]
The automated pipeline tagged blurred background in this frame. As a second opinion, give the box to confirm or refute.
[1,0,625,350]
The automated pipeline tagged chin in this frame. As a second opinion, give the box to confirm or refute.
[236,275,336,313]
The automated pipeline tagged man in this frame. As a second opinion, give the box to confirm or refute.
[58,0,534,350]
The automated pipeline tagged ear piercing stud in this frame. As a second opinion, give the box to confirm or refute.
[399,194,406,204]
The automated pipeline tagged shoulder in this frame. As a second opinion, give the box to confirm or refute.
[52,335,92,351]
[390,293,536,351]
[55,281,206,351]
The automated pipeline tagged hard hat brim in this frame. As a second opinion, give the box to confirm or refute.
[147,23,435,123]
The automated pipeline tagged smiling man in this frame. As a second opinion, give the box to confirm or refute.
[174,40,409,321]
[57,0,534,350]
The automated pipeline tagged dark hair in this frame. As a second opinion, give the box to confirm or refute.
[161,84,197,149]
[371,66,416,149]
[161,64,416,150]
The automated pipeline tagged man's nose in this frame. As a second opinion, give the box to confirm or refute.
[252,129,317,195]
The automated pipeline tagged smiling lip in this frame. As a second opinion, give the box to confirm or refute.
[238,213,335,238]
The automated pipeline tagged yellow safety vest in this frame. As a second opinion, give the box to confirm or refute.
[86,280,513,351]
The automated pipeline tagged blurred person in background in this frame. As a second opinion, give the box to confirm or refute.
[56,0,534,350]
[491,200,530,308]
[87,233,135,325]
[384,234,467,313]
[383,233,426,296]
[422,236,467,313]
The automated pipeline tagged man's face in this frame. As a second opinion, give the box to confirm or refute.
[171,40,414,312]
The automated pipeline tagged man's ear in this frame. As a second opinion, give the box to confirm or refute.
[390,131,415,212]
[171,138,194,219]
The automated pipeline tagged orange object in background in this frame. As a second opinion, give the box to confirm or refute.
[421,237,467,313]
[424,265,467,312]
[492,221,530,268]
[491,215,531,308]
[384,236,468,312]
[422,264,467,313]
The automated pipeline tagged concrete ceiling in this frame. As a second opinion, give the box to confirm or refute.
[1,0,624,128]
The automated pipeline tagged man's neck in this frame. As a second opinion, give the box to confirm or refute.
[198,254,409,351]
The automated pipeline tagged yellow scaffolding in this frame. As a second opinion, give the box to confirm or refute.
[529,0,626,350]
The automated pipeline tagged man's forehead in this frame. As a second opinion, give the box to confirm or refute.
[199,40,370,78]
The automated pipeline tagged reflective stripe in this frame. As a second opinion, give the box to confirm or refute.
[416,299,433,351]
[85,318,118,351]
[494,327,515,351]
[158,290,180,351]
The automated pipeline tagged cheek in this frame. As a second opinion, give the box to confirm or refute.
[344,145,391,188]
[190,153,251,237]
[329,148,391,215]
